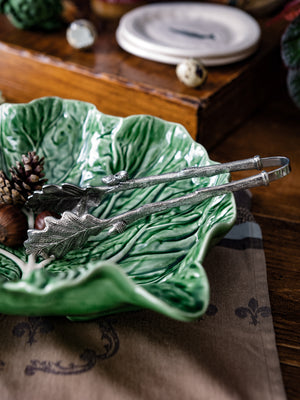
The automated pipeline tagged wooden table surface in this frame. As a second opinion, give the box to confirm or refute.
[0,6,299,398]
[211,84,300,400]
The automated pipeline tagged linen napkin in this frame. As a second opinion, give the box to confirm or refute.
[0,191,286,400]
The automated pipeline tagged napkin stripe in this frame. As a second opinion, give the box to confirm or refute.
[224,222,262,240]
[217,221,263,249]
[217,237,263,250]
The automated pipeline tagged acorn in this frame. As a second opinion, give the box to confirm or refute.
[34,211,61,231]
[0,205,28,248]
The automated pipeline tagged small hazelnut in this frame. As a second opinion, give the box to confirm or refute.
[34,211,61,231]
[0,205,28,248]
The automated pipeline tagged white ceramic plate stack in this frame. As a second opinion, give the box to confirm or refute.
[116,2,261,66]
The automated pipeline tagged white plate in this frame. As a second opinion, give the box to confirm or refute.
[117,2,261,59]
[116,25,259,66]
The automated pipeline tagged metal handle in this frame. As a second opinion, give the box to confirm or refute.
[24,155,290,259]
[26,155,290,215]
[94,156,290,230]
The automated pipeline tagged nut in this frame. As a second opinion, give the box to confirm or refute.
[0,205,28,248]
[34,211,61,231]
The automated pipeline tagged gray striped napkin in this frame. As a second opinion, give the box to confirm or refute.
[0,191,286,400]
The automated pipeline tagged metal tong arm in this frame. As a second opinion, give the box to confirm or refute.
[86,155,290,227]
[24,156,290,259]
[98,155,289,187]
[26,155,290,216]
[96,156,291,224]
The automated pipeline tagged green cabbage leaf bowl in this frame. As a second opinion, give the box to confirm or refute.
[0,97,236,321]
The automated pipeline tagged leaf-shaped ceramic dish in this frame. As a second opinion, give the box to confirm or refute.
[0,97,236,321]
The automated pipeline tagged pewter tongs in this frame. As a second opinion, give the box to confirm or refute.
[24,155,290,259]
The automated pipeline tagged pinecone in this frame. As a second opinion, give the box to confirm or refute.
[0,170,25,206]
[0,151,47,207]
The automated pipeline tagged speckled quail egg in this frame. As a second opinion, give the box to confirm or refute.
[176,59,207,88]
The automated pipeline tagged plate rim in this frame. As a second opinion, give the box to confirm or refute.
[118,2,261,59]
[116,25,259,66]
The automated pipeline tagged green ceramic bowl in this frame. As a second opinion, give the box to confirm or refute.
[0,97,236,321]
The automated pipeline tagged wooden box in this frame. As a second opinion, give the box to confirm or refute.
[0,14,285,149]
